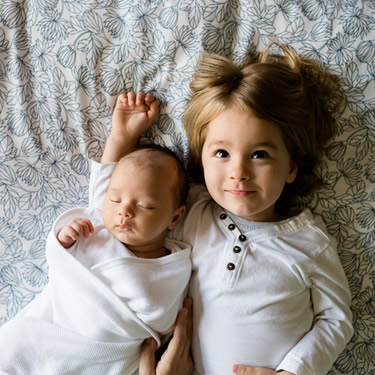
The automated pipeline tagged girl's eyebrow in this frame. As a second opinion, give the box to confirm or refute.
[252,141,279,150]
[206,139,226,145]
[207,140,279,150]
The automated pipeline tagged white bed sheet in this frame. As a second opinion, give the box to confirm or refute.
[1,1,375,374]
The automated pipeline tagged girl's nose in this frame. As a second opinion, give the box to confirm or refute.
[229,159,249,181]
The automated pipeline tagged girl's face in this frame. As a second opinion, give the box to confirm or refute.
[201,106,297,222]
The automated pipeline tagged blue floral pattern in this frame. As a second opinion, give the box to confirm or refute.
[0,1,374,373]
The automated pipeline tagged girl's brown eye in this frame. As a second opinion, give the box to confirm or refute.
[252,150,268,159]
[215,150,229,158]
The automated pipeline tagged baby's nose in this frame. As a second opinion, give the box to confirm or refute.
[118,204,133,218]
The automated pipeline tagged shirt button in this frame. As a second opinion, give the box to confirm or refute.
[220,213,227,220]
[239,234,247,242]
[233,246,241,253]
[228,223,235,230]
[227,263,235,271]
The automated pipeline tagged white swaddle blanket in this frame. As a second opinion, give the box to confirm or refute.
[0,208,192,375]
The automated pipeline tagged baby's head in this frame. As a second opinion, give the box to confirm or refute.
[184,44,344,218]
[102,145,188,258]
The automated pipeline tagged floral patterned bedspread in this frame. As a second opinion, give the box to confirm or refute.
[0,1,374,374]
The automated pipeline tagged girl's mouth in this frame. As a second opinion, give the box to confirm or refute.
[226,190,254,197]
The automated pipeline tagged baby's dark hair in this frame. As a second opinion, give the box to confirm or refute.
[120,143,189,207]
[184,43,345,214]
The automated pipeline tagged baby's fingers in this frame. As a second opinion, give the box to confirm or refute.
[145,92,156,105]
[127,91,136,106]
[70,218,94,238]
[79,218,94,238]
[136,92,145,106]
[116,93,128,106]
[148,99,159,122]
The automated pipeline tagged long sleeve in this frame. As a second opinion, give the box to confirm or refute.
[276,239,353,375]
[88,159,116,209]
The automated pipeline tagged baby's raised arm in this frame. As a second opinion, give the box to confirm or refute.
[101,92,159,163]
[57,218,94,249]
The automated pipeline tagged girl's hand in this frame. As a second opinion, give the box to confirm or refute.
[233,366,295,375]
[57,218,94,249]
[139,298,193,375]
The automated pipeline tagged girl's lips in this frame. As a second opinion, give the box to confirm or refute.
[226,190,254,197]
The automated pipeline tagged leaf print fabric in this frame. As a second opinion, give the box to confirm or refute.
[0,1,374,374]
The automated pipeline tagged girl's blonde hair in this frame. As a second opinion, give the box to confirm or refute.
[184,43,345,214]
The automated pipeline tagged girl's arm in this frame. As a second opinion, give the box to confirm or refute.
[232,237,351,375]
[275,240,353,374]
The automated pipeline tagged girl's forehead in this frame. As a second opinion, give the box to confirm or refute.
[208,105,258,124]
[204,109,288,150]
[207,107,278,134]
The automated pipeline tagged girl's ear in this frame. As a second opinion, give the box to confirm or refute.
[168,205,187,229]
[286,161,298,184]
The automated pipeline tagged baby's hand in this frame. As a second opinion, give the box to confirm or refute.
[112,92,159,140]
[101,92,159,162]
[57,218,94,249]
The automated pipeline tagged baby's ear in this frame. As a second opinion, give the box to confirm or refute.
[169,205,186,229]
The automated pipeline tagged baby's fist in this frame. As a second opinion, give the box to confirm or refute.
[57,218,94,249]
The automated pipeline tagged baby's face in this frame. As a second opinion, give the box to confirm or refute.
[102,155,182,257]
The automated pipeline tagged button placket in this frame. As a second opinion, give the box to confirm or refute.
[219,212,247,281]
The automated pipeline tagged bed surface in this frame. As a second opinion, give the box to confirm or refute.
[1,1,375,374]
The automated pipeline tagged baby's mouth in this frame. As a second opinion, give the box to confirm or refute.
[117,224,133,232]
